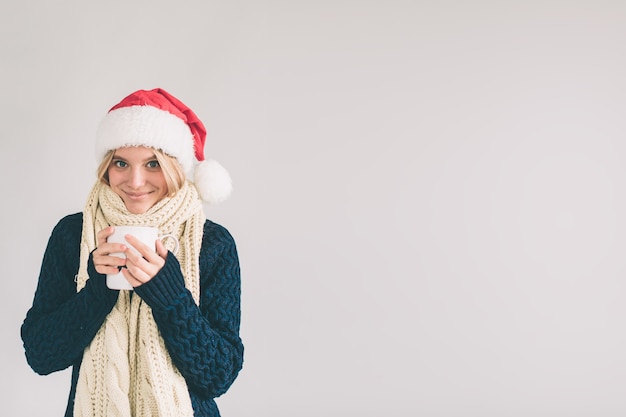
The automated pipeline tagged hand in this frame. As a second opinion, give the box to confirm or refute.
[120,234,169,287]
[92,226,128,276]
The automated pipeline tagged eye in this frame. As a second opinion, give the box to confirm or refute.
[113,160,128,168]
[146,160,160,169]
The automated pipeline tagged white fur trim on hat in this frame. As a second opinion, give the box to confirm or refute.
[194,159,233,204]
[96,105,197,177]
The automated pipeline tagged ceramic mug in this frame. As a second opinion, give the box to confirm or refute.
[106,225,179,290]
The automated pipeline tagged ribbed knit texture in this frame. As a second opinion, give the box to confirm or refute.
[21,208,243,416]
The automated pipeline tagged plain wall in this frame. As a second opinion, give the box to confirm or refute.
[2,1,626,416]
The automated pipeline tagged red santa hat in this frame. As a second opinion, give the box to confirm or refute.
[95,88,232,204]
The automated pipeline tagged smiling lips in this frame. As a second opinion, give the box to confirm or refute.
[125,191,152,200]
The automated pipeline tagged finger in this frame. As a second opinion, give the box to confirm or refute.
[93,254,127,275]
[124,239,166,282]
[93,251,127,267]
[93,243,127,259]
[96,226,115,247]
[94,226,126,258]
[124,234,160,262]
[123,255,162,284]
[124,250,163,280]
[95,264,124,276]
[155,239,169,259]
[121,267,145,287]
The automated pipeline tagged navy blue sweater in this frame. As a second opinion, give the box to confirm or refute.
[21,213,243,416]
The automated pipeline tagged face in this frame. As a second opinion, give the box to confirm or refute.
[107,146,168,214]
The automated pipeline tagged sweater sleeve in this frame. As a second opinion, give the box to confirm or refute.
[134,220,244,398]
[21,213,120,375]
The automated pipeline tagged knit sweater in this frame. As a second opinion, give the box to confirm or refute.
[21,213,244,417]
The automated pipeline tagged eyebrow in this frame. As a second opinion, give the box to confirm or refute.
[111,154,158,162]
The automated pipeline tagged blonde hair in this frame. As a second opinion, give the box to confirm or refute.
[96,147,187,197]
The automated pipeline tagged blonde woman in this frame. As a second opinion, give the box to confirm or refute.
[21,88,243,417]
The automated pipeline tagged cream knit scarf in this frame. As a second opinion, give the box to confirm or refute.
[74,181,205,417]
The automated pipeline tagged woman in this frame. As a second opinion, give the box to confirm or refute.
[21,88,243,417]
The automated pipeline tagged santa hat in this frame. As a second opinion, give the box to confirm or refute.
[95,88,232,204]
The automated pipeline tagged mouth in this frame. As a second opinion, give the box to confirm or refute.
[124,191,152,201]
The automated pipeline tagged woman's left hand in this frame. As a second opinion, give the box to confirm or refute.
[121,234,169,287]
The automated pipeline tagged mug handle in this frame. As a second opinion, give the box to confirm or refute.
[159,233,180,255]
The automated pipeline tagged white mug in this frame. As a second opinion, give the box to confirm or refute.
[106,225,179,290]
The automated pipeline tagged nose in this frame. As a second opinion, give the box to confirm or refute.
[128,167,146,188]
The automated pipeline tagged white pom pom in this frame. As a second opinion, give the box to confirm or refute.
[194,159,233,203]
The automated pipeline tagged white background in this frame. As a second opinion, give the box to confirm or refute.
[2,1,626,416]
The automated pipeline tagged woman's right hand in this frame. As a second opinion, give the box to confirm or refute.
[92,226,128,276]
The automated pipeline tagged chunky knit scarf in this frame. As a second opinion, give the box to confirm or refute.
[74,181,205,417]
